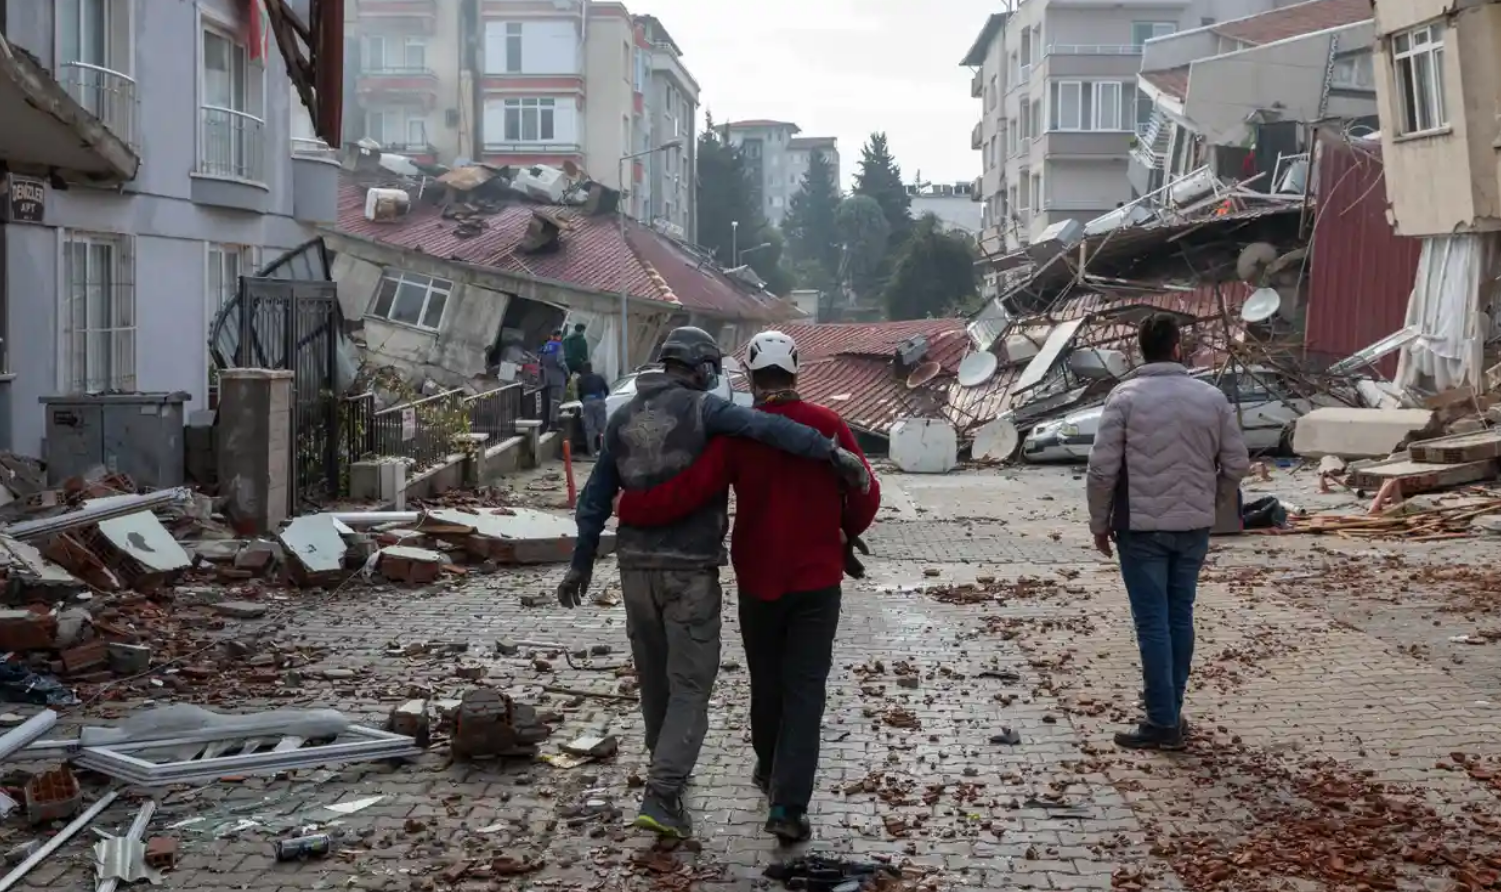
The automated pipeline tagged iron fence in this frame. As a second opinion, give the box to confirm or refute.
[367,389,468,472]
[466,384,524,442]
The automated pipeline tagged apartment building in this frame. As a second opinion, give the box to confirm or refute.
[907,182,982,235]
[1368,0,1501,236]
[963,0,1287,254]
[0,0,337,455]
[723,121,841,227]
[343,1,697,239]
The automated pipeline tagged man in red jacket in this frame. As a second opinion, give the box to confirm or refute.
[616,330,880,843]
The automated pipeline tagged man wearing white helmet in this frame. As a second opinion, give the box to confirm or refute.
[617,329,881,843]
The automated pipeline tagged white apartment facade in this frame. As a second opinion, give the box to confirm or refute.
[344,0,698,239]
[723,121,841,228]
[0,0,337,455]
[964,0,1289,255]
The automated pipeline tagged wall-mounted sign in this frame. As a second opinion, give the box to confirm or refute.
[2,175,46,225]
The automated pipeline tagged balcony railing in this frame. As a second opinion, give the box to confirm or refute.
[58,61,137,149]
[1045,44,1142,56]
[360,66,438,77]
[199,106,266,183]
[291,137,338,160]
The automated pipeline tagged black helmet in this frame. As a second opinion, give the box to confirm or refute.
[657,326,723,373]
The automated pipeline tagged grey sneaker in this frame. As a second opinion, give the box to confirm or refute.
[633,790,692,839]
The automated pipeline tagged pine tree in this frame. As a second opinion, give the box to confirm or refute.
[781,149,842,290]
[852,132,912,245]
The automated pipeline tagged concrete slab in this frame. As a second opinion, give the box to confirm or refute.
[418,507,614,564]
[1292,407,1437,459]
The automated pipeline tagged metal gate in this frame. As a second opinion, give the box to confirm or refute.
[211,276,341,511]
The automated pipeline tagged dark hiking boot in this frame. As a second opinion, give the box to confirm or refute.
[1114,722,1186,751]
[752,763,770,796]
[633,791,692,839]
[764,805,812,844]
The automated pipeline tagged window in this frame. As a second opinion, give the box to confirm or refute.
[1332,53,1375,90]
[1019,175,1030,209]
[1030,101,1041,139]
[370,270,451,330]
[201,28,263,181]
[1020,100,1031,139]
[1049,80,1129,131]
[504,97,555,141]
[1051,81,1082,130]
[407,117,427,147]
[404,38,426,70]
[1132,22,1176,46]
[364,36,426,71]
[63,231,135,394]
[1095,82,1122,130]
[1392,24,1446,133]
[1020,27,1032,66]
[1008,118,1018,155]
[1032,173,1042,209]
[989,75,998,109]
[1135,88,1155,134]
[207,243,255,395]
[505,23,523,72]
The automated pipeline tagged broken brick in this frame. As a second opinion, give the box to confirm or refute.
[60,639,108,674]
[144,837,178,869]
[0,610,57,653]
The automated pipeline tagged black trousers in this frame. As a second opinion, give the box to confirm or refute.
[738,586,841,810]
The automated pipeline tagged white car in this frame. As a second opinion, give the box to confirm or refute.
[603,358,753,422]
[1022,368,1321,463]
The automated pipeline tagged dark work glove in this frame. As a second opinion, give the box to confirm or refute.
[843,533,870,579]
[557,566,591,608]
[829,439,871,495]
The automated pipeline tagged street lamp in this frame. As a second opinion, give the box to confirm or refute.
[737,242,772,266]
[730,220,739,268]
[616,138,684,378]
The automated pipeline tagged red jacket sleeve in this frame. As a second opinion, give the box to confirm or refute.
[836,421,881,535]
[617,437,736,526]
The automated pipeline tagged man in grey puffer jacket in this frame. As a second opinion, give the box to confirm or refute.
[1086,314,1250,751]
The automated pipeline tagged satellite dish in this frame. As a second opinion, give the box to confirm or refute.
[1236,242,1279,283]
[972,416,1019,462]
[1241,287,1283,324]
[956,352,999,387]
[906,361,942,388]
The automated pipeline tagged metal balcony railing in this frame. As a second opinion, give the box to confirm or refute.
[59,61,137,148]
[1045,44,1142,56]
[360,66,437,77]
[291,137,338,160]
[199,106,266,182]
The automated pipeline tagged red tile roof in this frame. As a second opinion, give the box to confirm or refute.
[1212,0,1372,45]
[1142,66,1191,100]
[334,179,784,321]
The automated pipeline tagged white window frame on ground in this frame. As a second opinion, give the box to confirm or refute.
[369,270,452,331]
[61,231,136,394]
[1132,22,1175,47]
[1391,24,1446,134]
[199,23,265,182]
[503,98,555,142]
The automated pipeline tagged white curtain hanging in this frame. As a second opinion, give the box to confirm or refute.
[1396,234,1489,392]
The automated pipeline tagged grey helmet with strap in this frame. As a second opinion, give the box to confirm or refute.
[656,326,723,389]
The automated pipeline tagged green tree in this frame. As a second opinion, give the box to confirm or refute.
[882,214,978,321]
[695,113,792,294]
[852,132,912,246]
[782,149,842,288]
[834,195,890,301]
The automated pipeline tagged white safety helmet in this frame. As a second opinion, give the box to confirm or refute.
[746,330,800,375]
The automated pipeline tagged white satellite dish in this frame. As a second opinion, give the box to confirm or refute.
[956,351,999,387]
[972,416,1019,463]
[1240,287,1283,324]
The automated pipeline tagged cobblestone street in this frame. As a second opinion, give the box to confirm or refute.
[12,463,1501,891]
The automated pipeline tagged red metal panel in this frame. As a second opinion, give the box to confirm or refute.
[1306,135,1421,377]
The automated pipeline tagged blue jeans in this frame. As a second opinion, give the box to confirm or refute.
[1117,529,1211,729]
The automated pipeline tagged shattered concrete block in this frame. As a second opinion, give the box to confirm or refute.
[1292,408,1438,459]
[144,837,178,869]
[0,610,57,653]
[387,700,431,748]
[213,601,270,619]
[234,541,279,575]
[107,642,152,675]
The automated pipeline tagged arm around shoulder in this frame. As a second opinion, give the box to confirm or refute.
[701,394,832,461]
[836,420,881,534]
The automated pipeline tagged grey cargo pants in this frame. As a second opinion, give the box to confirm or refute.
[620,568,722,797]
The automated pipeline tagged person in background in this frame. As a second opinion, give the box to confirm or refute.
[576,361,610,456]
[616,331,880,844]
[538,329,568,432]
[556,326,872,841]
[563,323,591,380]
[1086,314,1250,751]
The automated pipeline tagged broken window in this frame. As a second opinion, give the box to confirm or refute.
[369,270,452,331]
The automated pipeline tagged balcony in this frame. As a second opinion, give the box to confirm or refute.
[971,70,984,98]
[58,61,137,150]
[971,122,984,150]
[0,36,138,184]
[356,68,441,107]
[291,138,339,224]
[971,176,983,201]
[1041,45,1146,78]
[358,0,438,33]
[1034,129,1134,158]
[1046,44,1142,56]
[192,105,268,212]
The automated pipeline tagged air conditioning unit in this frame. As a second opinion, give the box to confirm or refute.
[512,165,571,204]
[1168,168,1218,207]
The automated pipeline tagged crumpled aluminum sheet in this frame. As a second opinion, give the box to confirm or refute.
[92,838,162,886]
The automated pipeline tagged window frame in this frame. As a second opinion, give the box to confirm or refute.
[502,97,557,142]
[1051,80,1082,131]
[1132,21,1176,47]
[368,270,453,332]
[61,230,136,395]
[505,22,523,73]
[1390,24,1446,134]
[1094,81,1123,131]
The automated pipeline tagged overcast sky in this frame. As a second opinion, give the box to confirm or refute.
[638,0,998,191]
